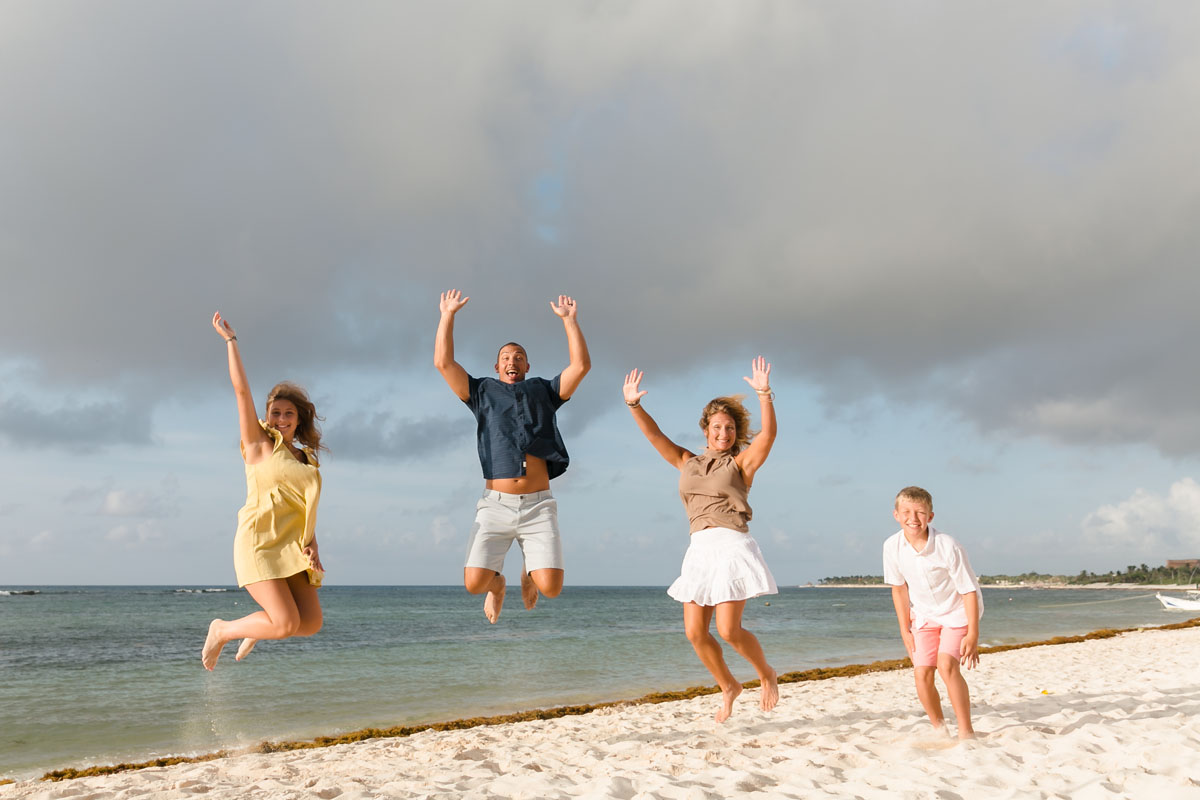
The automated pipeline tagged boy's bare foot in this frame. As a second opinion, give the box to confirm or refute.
[759,667,779,712]
[715,682,743,723]
[235,638,258,661]
[521,570,538,610]
[202,620,227,671]
[484,575,507,624]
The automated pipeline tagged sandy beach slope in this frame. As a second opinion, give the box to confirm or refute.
[5,626,1199,799]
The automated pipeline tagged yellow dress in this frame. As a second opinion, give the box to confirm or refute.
[233,421,323,588]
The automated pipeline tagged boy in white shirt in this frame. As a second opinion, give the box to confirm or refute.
[883,486,982,739]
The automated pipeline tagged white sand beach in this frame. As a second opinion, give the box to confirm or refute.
[5,626,1200,799]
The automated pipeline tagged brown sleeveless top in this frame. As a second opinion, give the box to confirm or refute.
[678,449,752,533]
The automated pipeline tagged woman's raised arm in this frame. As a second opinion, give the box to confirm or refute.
[212,312,272,463]
[623,369,692,470]
[735,356,776,484]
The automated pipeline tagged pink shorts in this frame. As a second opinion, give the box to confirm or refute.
[911,623,968,667]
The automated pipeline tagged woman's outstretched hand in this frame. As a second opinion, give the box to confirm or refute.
[623,369,648,407]
[743,356,772,394]
[212,312,237,342]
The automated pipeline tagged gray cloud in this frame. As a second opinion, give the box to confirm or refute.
[945,456,999,477]
[322,413,470,462]
[2,3,1199,454]
[0,395,150,449]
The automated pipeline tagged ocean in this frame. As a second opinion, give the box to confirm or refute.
[0,584,1178,780]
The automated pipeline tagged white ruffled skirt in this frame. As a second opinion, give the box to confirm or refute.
[667,527,778,606]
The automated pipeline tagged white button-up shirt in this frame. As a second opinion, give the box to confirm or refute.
[883,527,983,630]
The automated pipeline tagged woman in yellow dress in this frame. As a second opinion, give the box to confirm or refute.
[202,312,325,670]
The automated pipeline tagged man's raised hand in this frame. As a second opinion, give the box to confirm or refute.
[440,289,469,315]
[550,295,578,319]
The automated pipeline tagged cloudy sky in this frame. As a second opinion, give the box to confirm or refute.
[4,2,1200,588]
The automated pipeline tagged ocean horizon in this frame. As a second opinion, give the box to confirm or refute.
[0,584,1182,780]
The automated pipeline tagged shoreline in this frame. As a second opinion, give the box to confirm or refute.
[11,615,1199,788]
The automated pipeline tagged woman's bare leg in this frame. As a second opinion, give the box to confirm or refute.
[202,573,322,669]
[710,599,777,714]
[714,600,778,712]
[683,602,742,722]
[284,572,322,636]
[235,638,257,661]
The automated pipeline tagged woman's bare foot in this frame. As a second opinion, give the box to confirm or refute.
[235,638,258,661]
[715,682,743,723]
[759,667,779,712]
[202,620,227,671]
[521,570,538,610]
[484,575,507,623]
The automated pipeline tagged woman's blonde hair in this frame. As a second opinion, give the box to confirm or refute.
[266,382,325,453]
[698,395,756,455]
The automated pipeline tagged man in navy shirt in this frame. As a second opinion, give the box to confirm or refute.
[435,289,591,623]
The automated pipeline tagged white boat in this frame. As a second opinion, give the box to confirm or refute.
[1156,590,1200,611]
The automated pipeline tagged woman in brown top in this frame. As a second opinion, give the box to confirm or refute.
[623,356,779,723]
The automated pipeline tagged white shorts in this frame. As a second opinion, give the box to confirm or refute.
[464,489,564,573]
[667,527,777,606]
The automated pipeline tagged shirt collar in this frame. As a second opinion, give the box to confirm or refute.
[901,526,936,555]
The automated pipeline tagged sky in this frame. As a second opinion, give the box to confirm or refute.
[3,2,1200,588]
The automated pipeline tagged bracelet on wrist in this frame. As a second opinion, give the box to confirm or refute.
[626,400,641,408]
[757,389,775,402]
[225,336,237,343]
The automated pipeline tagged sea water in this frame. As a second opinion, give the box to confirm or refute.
[0,585,1177,779]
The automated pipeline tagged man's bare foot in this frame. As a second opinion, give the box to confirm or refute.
[235,638,258,661]
[202,620,227,671]
[484,575,507,624]
[759,667,779,712]
[521,570,538,610]
[715,682,743,723]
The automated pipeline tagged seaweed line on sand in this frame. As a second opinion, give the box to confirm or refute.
[34,615,1200,783]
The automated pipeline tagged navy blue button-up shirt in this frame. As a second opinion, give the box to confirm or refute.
[465,374,569,480]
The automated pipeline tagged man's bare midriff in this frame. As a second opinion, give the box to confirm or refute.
[486,454,551,494]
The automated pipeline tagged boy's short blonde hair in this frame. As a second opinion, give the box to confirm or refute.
[895,486,933,511]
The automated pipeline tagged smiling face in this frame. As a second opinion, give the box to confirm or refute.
[697,397,752,454]
[266,398,299,443]
[893,498,935,544]
[705,412,738,452]
[495,344,530,384]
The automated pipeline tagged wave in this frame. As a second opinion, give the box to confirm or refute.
[0,589,41,596]
[173,588,230,594]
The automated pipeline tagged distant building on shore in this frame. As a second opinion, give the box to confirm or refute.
[1167,558,1200,569]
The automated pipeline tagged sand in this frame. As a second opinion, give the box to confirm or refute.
[4,626,1200,799]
